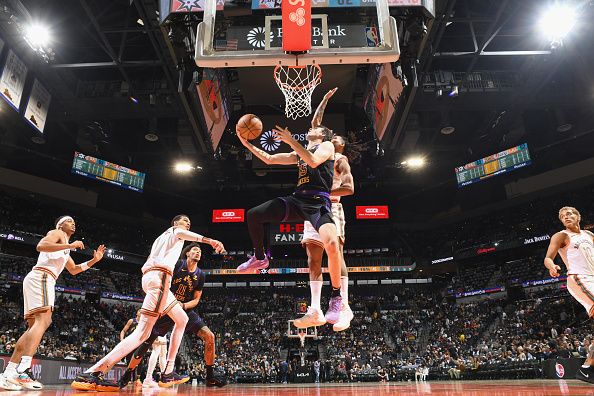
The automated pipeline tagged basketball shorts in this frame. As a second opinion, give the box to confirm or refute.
[279,193,334,231]
[567,274,594,317]
[140,269,178,318]
[23,268,56,319]
[303,202,346,247]
[152,310,206,337]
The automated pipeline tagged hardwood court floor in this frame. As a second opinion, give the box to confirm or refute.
[15,380,594,396]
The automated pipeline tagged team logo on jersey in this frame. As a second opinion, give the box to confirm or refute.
[260,130,280,152]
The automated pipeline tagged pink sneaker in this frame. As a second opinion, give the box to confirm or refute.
[324,295,342,324]
[236,256,269,273]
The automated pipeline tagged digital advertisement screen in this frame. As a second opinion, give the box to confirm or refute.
[356,206,389,219]
[212,209,245,223]
[455,143,531,187]
[71,152,145,192]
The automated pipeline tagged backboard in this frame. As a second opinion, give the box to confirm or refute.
[194,0,400,67]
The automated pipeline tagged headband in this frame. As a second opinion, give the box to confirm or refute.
[56,216,74,230]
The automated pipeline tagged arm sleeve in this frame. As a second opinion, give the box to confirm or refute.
[173,228,204,242]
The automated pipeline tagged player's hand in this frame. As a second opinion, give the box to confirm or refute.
[69,240,85,250]
[548,264,561,278]
[273,126,295,145]
[210,239,226,254]
[323,87,338,101]
[93,244,106,262]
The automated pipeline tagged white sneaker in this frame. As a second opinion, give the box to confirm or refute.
[333,305,354,332]
[142,378,159,388]
[293,306,326,328]
[0,373,22,391]
[8,369,43,390]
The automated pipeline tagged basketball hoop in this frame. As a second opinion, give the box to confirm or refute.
[274,64,322,120]
[298,331,306,348]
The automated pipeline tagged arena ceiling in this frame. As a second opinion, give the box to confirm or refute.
[0,0,593,219]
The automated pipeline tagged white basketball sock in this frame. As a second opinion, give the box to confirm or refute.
[310,281,323,310]
[17,356,32,373]
[340,276,349,308]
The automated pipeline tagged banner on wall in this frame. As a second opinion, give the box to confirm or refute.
[170,0,224,12]
[364,63,403,141]
[212,209,245,223]
[0,50,28,110]
[356,205,389,219]
[196,69,230,152]
[0,356,124,384]
[24,79,51,132]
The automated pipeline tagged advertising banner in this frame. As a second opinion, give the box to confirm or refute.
[270,223,304,245]
[0,355,124,385]
[356,206,389,219]
[212,209,245,223]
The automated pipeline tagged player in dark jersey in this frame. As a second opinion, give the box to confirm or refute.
[119,310,142,387]
[118,243,226,388]
[236,96,344,324]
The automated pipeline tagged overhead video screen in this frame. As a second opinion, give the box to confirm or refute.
[455,143,531,187]
[71,152,145,192]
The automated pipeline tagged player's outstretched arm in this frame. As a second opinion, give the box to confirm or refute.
[273,126,334,168]
[311,88,338,128]
[37,230,84,253]
[237,132,297,165]
[65,244,106,275]
[544,232,567,277]
[331,157,354,197]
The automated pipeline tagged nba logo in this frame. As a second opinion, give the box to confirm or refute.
[555,363,565,378]
[366,27,379,47]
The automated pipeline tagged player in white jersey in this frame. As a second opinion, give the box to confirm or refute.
[294,88,356,331]
[544,206,594,384]
[72,214,225,391]
[0,216,105,391]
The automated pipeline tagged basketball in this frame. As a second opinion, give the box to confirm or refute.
[236,114,263,140]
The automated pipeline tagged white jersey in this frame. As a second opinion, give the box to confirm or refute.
[141,227,187,274]
[559,230,594,275]
[34,249,71,279]
[330,153,347,203]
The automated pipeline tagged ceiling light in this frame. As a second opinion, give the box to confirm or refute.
[403,156,426,168]
[24,23,51,49]
[175,162,194,173]
[441,126,455,135]
[448,85,459,98]
[538,4,577,45]
[136,18,144,26]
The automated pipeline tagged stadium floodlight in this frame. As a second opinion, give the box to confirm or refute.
[24,23,51,50]
[174,162,194,173]
[538,4,577,47]
[402,156,426,168]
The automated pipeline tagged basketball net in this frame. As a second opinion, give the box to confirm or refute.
[298,331,306,348]
[274,64,322,120]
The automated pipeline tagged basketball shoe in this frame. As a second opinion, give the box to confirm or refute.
[576,366,594,384]
[324,295,342,324]
[236,256,269,273]
[71,372,119,392]
[206,377,227,387]
[159,371,190,387]
[142,378,160,388]
[7,369,43,390]
[294,307,326,328]
[0,373,22,391]
[333,304,354,332]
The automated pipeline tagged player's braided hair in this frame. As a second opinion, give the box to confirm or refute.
[334,133,365,164]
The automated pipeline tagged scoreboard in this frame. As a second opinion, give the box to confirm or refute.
[455,143,531,187]
[71,152,145,192]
